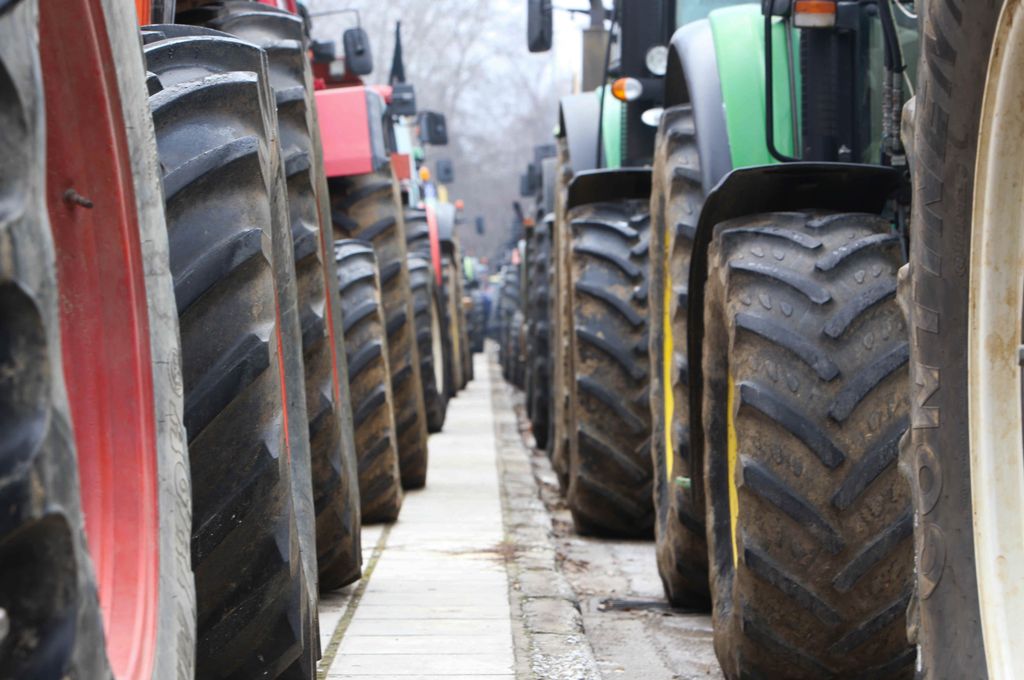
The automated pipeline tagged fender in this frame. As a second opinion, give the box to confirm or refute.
[664,18,733,192]
[566,168,652,213]
[540,157,557,217]
[685,162,904,464]
[435,203,457,250]
[557,92,601,174]
[424,203,443,288]
[709,4,799,168]
[316,85,388,178]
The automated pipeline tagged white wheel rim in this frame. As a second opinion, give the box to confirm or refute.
[431,296,445,389]
[969,1,1024,675]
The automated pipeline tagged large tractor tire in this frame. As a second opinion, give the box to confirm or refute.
[511,309,528,390]
[143,30,318,678]
[442,253,466,394]
[468,287,487,354]
[566,199,654,537]
[404,207,432,259]
[331,170,430,489]
[454,256,473,385]
[701,212,912,679]
[549,138,575,487]
[181,0,363,593]
[405,208,454,427]
[498,265,521,384]
[335,241,403,524]
[408,254,451,433]
[0,2,195,677]
[649,105,710,607]
[905,2,1023,676]
[526,217,553,450]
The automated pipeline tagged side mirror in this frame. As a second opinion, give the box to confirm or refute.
[391,83,417,116]
[343,27,374,76]
[311,40,335,64]
[418,111,448,145]
[527,0,553,53]
[435,159,455,184]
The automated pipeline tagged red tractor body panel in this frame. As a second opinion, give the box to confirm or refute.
[392,153,412,180]
[425,203,443,287]
[316,85,375,178]
[256,0,298,12]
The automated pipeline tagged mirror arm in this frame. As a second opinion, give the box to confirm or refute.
[309,7,361,26]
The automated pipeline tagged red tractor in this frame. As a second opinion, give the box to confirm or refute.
[305,10,432,490]
[0,1,370,677]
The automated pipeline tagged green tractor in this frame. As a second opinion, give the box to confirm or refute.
[531,0,926,675]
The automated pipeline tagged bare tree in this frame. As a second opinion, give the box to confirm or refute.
[307,0,571,261]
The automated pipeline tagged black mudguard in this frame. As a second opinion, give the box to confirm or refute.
[566,168,652,213]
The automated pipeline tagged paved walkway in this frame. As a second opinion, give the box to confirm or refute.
[317,354,514,679]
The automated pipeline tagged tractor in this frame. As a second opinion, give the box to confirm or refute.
[1,0,372,677]
[304,7,432,490]
[400,119,466,432]
[527,0,926,676]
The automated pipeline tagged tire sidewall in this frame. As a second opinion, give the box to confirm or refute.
[102,6,197,676]
[907,1,1004,676]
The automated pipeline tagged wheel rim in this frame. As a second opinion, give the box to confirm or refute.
[40,2,160,678]
[969,0,1024,675]
[431,295,445,390]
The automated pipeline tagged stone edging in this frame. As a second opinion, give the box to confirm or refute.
[489,353,601,680]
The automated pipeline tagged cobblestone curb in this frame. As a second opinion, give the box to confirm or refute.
[489,353,601,680]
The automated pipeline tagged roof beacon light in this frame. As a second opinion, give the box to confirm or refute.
[611,77,643,103]
[794,0,837,28]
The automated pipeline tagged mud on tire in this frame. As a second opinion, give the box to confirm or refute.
[526,217,553,451]
[701,212,912,679]
[335,240,403,524]
[331,170,430,489]
[549,137,574,487]
[1,3,195,677]
[902,1,1006,676]
[180,0,364,594]
[566,199,654,537]
[408,254,451,433]
[143,29,317,678]
[497,264,521,384]
[648,104,711,607]
[441,253,466,394]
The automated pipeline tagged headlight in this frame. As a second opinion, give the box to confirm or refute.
[645,45,669,76]
[641,107,665,128]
